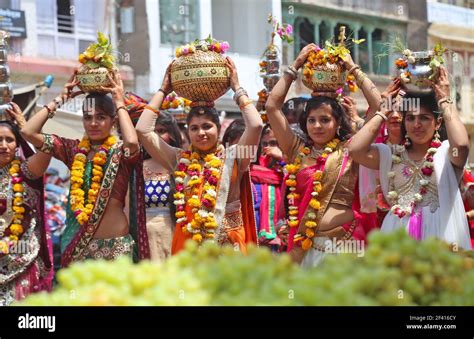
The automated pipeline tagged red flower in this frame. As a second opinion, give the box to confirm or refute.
[202,199,211,208]
[177,163,187,171]
[420,187,427,195]
[188,170,199,177]
[12,177,23,184]
[203,169,212,178]
[430,141,442,148]
[421,167,433,176]
[175,184,184,192]
[208,176,218,186]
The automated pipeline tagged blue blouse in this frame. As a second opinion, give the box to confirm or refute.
[144,178,171,208]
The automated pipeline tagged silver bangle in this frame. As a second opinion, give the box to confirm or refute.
[288,65,298,76]
[355,119,365,130]
[437,97,453,107]
[233,87,248,104]
[20,159,38,180]
[374,111,388,121]
[284,68,297,81]
[286,65,298,79]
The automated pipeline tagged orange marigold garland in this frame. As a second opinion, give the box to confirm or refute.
[257,89,269,122]
[286,138,340,251]
[174,146,223,244]
[0,159,26,251]
[70,135,117,225]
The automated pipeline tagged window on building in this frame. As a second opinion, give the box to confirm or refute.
[57,0,74,34]
[319,21,332,45]
[211,0,271,56]
[358,27,369,72]
[36,0,103,59]
[0,0,11,8]
[160,0,199,47]
[298,18,315,51]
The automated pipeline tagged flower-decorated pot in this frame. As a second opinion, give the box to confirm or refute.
[400,51,435,94]
[302,62,347,93]
[0,82,12,105]
[171,49,230,103]
[76,66,112,94]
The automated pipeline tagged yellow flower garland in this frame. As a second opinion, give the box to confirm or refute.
[70,135,117,225]
[3,159,26,245]
[286,138,340,251]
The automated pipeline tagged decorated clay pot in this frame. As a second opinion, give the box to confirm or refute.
[401,51,436,94]
[302,62,347,93]
[76,66,112,94]
[171,49,230,103]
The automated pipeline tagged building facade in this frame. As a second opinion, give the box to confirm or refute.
[281,0,430,110]
[427,0,474,161]
[117,0,282,118]
[1,0,124,106]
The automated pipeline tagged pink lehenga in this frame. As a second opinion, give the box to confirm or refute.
[284,141,373,267]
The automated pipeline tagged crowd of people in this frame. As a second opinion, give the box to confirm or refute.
[0,43,473,305]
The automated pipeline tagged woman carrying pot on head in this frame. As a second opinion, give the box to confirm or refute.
[0,108,53,305]
[21,71,150,267]
[349,67,471,249]
[136,58,262,254]
[265,43,381,266]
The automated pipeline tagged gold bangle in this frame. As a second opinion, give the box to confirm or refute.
[356,74,367,87]
[239,98,253,110]
[116,105,128,115]
[348,64,360,75]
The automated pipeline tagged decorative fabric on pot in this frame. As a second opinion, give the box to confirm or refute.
[77,32,116,94]
[171,37,230,107]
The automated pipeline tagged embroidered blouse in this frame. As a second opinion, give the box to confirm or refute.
[40,134,139,205]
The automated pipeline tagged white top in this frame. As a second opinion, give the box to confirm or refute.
[375,141,471,250]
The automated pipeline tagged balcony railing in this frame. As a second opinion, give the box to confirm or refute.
[57,14,74,33]
[297,0,409,20]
